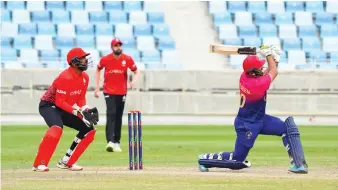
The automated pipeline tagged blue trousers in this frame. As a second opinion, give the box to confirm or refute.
[222,114,287,162]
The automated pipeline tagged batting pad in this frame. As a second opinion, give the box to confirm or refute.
[285,116,306,168]
[198,159,250,170]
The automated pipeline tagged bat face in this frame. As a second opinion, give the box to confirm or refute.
[210,44,257,55]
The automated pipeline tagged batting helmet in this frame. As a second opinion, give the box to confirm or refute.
[67,47,90,71]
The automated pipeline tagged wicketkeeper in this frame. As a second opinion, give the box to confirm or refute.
[33,47,99,172]
[198,45,308,174]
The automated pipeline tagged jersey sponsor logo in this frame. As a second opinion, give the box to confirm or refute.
[83,78,86,84]
[70,90,82,96]
[122,60,126,66]
[108,69,124,74]
[56,89,67,94]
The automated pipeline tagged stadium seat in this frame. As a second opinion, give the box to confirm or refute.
[124,1,142,12]
[2,10,11,22]
[95,23,113,36]
[158,36,175,50]
[76,36,95,49]
[52,10,70,23]
[1,23,18,37]
[115,24,133,38]
[1,48,17,61]
[84,49,100,64]
[40,50,60,61]
[302,37,321,51]
[1,37,12,48]
[286,1,304,12]
[144,2,161,12]
[165,63,183,70]
[315,13,334,26]
[326,1,338,13]
[329,52,338,64]
[254,13,273,25]
[316,63,337,70]
[148,12,165,24]
[248,1,266,13]
[12,10,30,23]
[71,10,89,24]
[66,1,84,10]
[235,12,253,26]
[14,36,32,49]
[227,1,246,12]
[144,62,164,70]
[27,1,45,11]
[305,1,324,12]
[153,24,170,38]
[119,36,135,48]
[223,38,242,46]
[142,50,161,62]
[263,37,281,49]
[103,1,122,11]
[230,55,247,67]
[96,36,113,50]
[6,1,25,10]
[219,24,238,40]
[275,13,293,25]
[124,48,141,62]
[162,50,179,65]
[307,51,327,63]
[89,11,108,23]
[288,50,306,65]
[279,24,297,39]
[320,24,338,37]
[45,62,67,69]
[37,23,56,36]
[295,12,313,26]
[19,24,37,35]
[137,36,156,51]
[109,11,127,23]
[259,24,277,37]
[57,23,76,37]
[323,37,338,52]
[129,11,147,24]
[243,37,261,47]
[76,24,94,36]
[283,39,301,50]
[3,61,23,69]
[298,25,317,37]
[208,1,227,13]
[32,11,50,23]
[85,1,103,11]
[267,1,285,13]
[46,1,64,10]
[134,24,152,36]
[55,37,75,50]
[35,35,53,50]
[239,25,257,37]
[213,12,232,27]
[20,49,39,63]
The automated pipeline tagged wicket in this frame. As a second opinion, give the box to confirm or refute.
[128,110,143,170]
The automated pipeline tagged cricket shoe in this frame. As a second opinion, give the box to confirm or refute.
[113,143,122,152]
[288,165,308,174]
[57,160,83,171]
[197,154,209,172]
[32,165,49,172]
[106,142,114,152]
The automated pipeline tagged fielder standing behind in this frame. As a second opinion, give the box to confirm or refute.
[33,47,99,172]
[94,38,139,152]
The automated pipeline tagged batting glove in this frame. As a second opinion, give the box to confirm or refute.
[258,45,272,57]
[270,45,282,56]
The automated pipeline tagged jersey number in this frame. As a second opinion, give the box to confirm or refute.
[240,93,246,108]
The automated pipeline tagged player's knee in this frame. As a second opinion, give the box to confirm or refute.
[46,125,63,139]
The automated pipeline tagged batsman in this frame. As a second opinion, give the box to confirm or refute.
[32,47,99,172]
[198,45,308,174]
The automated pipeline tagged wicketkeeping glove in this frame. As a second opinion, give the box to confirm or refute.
[72,108,98,128]
[87,107,99,123]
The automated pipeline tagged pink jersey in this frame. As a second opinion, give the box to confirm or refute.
[237,72,272,122]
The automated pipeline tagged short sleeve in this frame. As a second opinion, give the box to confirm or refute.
[97,57,106,70]
[127,56,137,71]
[256,74,272,92]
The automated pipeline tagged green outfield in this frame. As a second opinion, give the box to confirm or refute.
[1,125,338,190]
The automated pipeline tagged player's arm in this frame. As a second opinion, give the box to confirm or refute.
[77,75,89,110]
[94,57,105,97]
[259,45,278,82]
[128,57,138,88]
[54,78,77,113]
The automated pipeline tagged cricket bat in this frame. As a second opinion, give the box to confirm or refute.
[209,44,258,55]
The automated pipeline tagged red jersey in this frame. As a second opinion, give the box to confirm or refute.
[41,67,89,114]
[97,53,137,95]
